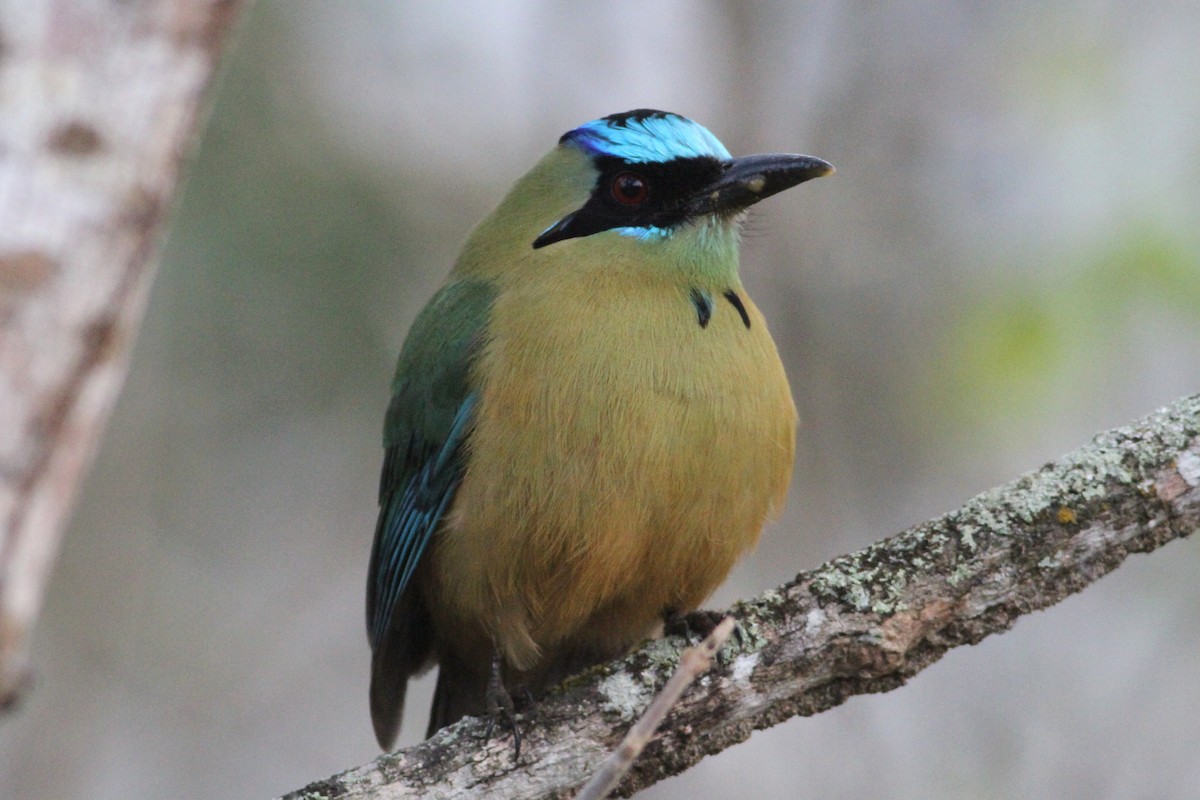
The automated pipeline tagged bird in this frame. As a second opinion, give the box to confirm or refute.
[366,108,832,752]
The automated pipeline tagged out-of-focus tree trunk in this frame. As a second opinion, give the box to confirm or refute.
[0,0,246,713]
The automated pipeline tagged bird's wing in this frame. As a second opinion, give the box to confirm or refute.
[366,278,496,652]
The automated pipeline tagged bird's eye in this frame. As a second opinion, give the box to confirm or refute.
[611,172,649,205]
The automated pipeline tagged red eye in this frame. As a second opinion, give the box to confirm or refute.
[611,172,649,205]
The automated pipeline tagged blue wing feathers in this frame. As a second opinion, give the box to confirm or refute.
[366,278,493,658]
[368,393,476,648]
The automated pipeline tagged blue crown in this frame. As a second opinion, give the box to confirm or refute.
[561,109,732,164]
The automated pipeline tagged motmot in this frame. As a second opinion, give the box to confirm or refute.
[366,109,832,751]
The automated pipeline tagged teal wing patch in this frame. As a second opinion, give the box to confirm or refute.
[366,279,495,650]
[368,394,474,648]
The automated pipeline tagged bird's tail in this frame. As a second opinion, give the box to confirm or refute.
[369,588,434,751]
[426,660,488,738]
[370,648,409,751]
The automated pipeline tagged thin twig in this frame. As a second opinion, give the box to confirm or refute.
[576,617,737,800]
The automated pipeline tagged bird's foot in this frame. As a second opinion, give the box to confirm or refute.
[482,651,522,760]
[662,608,743,657]
[512,684,536,711]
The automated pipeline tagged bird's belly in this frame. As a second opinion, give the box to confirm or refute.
[433,280,796,671]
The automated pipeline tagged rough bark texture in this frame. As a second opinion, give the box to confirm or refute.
[0,0,245,712]
[282,394,1200,800]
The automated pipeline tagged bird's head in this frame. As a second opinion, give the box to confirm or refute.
[457,109,831,278]
[533,109,832,250]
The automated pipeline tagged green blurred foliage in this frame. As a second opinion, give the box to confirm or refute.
[163,25,419,425]
[939,223,1200,425]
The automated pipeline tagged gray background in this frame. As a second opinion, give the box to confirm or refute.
[3,2,1200,798]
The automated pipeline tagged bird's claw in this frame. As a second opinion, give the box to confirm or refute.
[663,608,743,661]
[482,651,522,760]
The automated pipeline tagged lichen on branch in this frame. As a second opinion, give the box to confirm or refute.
[282,395,1200,800]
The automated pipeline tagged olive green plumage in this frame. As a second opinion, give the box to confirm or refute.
[367,109,831,750]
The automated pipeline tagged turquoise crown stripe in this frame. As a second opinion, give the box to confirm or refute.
[563,110,732,164]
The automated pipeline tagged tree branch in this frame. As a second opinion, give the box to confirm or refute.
[282,393,1200,800]
[0,0,246,712]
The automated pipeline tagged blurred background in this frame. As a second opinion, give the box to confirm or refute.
[3,1,1200,798]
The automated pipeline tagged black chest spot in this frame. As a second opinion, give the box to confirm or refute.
[724,290,751,329]
[690,288,713,328]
